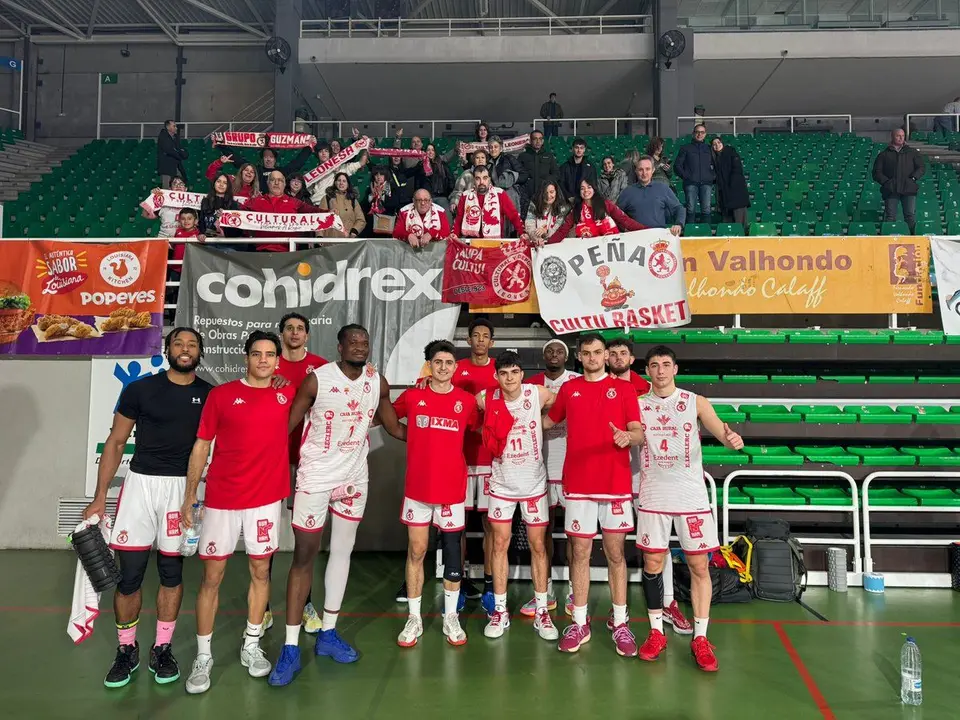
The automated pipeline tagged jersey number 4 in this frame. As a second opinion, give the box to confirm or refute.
[659,439,669,452]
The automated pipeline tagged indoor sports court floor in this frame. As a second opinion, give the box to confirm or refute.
[6,550,959,720]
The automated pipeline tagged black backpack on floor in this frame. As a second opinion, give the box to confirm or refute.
[741,518,807,602]
[672,562,752,604]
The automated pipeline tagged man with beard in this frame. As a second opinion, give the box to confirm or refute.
[83,327,212,688]
[451,165,529,241]
[268,324,407,686]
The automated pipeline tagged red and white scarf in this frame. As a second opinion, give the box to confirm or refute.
[369,147,431,173]
[575,202,618,238]
[461,188,503,239]
[303,136,372,188]
[211,131,316,149]
[216,209,344,234]
[400,202,444,239]
[139,188,247,217]
[461,134,530,155]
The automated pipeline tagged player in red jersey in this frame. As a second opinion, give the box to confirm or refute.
[265,312,329,633]
[180,331,295,694]
[542,333,644,657]
[606,338,691,635]
[394,340,480,648]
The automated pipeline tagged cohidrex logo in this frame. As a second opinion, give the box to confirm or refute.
[197,260,442,308]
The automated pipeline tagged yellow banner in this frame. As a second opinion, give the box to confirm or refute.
[471,236,931,315]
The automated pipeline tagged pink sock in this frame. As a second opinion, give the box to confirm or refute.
[155,620,176,647]
[117,623,137,647]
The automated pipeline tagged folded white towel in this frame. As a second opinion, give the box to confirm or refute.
[67,514,113,645]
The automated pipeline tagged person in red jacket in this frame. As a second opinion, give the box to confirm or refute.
[547,179,646,244]
[243,171,323,252]
[451,166,529,242]
[393,189,452,247]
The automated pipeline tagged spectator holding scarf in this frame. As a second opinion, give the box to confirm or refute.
[199,173,241,239]
[319,172,366,238]
[451,165,528,241]
[449,149,488,210]
[547,178,645,244]
[362,166,392,237]
[414,144,454,213]
[243,170,322,251]
[210,141,315,194]
[487,136,528,212]
[394,189,451,247]
[141,176,188,237]
[308,141,369,204]
[524,180,570,248]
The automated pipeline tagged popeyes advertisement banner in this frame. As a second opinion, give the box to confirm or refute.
[0,240,168,356]
[532,228,690,334]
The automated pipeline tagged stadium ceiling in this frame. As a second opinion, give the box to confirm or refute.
[0,0,638,45]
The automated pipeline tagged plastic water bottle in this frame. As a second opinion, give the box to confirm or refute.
[900,635,922,705]
[179,503,202,557]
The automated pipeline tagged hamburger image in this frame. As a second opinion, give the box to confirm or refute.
[0,280,34,345]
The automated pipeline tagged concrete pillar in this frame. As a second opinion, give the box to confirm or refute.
[272,0,301,132]
[24,39,37,141]
[653,0,694,139]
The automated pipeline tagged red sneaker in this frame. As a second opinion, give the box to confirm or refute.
[691,636,719,672]
[663,601,693,635]
[558,622,591,653]
[638,629,668,662]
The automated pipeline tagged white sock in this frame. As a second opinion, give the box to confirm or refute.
[662,556,675,607]
[546,578,554,598]
[694,617,709,638]
[285,624,300,646]
[612,604,628,627]
[443,588,459,617]
[321,611,338,632]
[648,610,664,634]
[243,620,262,648]
[408,596,422,619]
[197,633,212,657]
[494,592,507,611]
[535,591,548,611]
[572,604,588,626]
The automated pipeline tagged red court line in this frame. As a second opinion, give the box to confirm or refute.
[774,622,836,720]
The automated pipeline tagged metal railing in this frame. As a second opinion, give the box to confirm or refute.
[906,113,960,134]
[299,119,483,141]
[300,15,651,38]
[532,116,659,139]
[677,115,854,137]
[96,121,273,141]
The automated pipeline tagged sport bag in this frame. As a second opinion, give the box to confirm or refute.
[740,518,807,602]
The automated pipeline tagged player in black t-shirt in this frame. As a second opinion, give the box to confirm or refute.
[83,327,212,689]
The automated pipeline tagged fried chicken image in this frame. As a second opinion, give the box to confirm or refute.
[109,308,137,319]
[100,316,127,332]
[69,322,94,338]
[127,312,151,329]
[43,323,70,339]
[38,314,79,331]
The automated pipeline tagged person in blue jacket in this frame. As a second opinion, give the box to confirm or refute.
[673,124,715,223]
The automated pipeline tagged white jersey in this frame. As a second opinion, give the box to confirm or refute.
[489,386,548,500]
[533,370,580,482]
[297,363,380,491]
[638,388,709,513]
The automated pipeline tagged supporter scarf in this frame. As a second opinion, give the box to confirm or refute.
[461,134,530,155]
[400,202,444,239]
[369,178,388,215]
[368,147,431,173]
[461,189,503,238]
[481,389,515,460]
[575,203,618,238]
[303,136,372,188]
[216,208,344,234]
[211,131,316,149]
[139,188,247,217]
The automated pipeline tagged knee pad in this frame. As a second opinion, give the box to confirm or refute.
[439,531,463,583]
[156,552,184,588]
[116,549,151,596]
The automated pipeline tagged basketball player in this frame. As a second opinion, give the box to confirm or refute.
[181,331,295,694]
[542,333,643,656]
[83,327,211,688]
[480,350,559,641]
[268,324,406,686]
[607,338,691,635]
[394,340,480,648]
[266,312,329,634]
[635,345,743,672]
[522,339,579,617]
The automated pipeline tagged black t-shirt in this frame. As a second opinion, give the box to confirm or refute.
[116,372,213,476]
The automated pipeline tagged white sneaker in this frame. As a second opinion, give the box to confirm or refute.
[533,609,560,641]
[262,610,274,631]
[185,654,213,694]
[442,613,467,646]
[302,602,322,634]
[483,609,511,639]
[397,615,423,648]
[240,642,272,678]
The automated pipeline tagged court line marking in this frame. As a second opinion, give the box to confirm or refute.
[774,621,837,720]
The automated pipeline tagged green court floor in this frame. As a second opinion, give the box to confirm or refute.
[5,550,960,720]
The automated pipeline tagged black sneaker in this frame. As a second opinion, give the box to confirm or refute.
[462,577,482,600]
[149,643,180,684]
[104,643,140,688]
[395,581,408,603]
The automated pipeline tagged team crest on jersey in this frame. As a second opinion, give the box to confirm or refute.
[523,399,532,410]
[529,420,537,429]
[347,399,360,412]
[683,422,693,432]
[166,511,181,537]
[571,520,581,532]
[641,533,650,546]
[657,414,671,426]
[364,382,371,393]
[454,401,463,414]
[277,392,288,405]
[306,365,315,374]
[368,409,375,418]
[116,530,128,544]
[406,509,414,521]
[677,401,687,412]
[606,388,617,399]
[205,542,217,555]
[305,515,316,529]
[324,409,335,420]
[416,415,429,428]
[366,365,376,377]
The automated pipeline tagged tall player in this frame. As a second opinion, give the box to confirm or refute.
[181,331,296,694]
[607,338,691,635]
[542,333,644,656]
[269,324,406,686]
[522,339,579,617]
[266,312,329,633]
[394,340,480,648]
[480,351,558,641]
[635,345,743,672]
[83,328,211,688]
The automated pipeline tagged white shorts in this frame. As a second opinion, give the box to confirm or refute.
[564,498,634,538]
[549,482,565,509]
[110,472,185,556]
[400,497,466,532]
[292,483,368,532]
[465,467,492,511]
[199,501,282,560]
[635,510,720,554]
[487,492,550,527]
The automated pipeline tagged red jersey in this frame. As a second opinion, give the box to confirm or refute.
[393,385,480,505]
[547,374,641,500]
[277,351,328,464]
[452,357,498,467]
[625,370,651,396]
[197,379,296,510]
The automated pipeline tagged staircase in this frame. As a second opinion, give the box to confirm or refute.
[0,140,79,203]
[910,139,960,172]
[210,89,274,135]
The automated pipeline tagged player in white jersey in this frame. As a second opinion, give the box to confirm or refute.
[635,345,743,673]
[520,339,579,617]
[477,351,559,642]
[268,324,406,687]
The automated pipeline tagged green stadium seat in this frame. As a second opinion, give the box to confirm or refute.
[702,446,749,465]
[768,374,816,384]
[881,221,910,236]
[742,446,804,465]
[847,447,915,466]
[682,329,734,344]
[847,222,878,236]
[713,404,746,423]
[792,405,855,424]
[741,404,799,423]
[795,446,861,465]
[891,330,945,345]
[785,329,840,344]
[838,330,891,344]
[918,376,960,384]
[629,329,683,344]
[795,486,854,504]
[733,329,786,344]
[896,405,960,423]
[864,487,917,506]
[868,375,911,384]
[714,223,742,237]
[680,374,721,383]
[683,223,712,236]
[721,375,768,384]
[900,487,960,506]
[748,222,778,236]
[843,405,911,424]
[742,485,807,505]
[901,447,960,467]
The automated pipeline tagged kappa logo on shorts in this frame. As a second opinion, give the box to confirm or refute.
[116,530,129,544]
[619,521,629,528]
[685,515,705,539]
[265,546,274,552]
[166,511,182,537]
[571,520,581,532]
[606,388,617,399]
[641,533,650,546]
[526,499,539,513]
[698,543,707,549]
[406,509,414,521]
[206,542,217,555]
[445,521,454,528]
[305,515,316,529]
[341,507,353,515]
[257,518,274,543]
[611,500,624,515]
[532,516,542,523]
[440,505,452,518]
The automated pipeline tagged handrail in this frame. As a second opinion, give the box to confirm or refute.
[532,116,659,139]
[299,119,483,140]
[97,120,273,141]
[677,114,854,137]
[906,113,960,133]
[300,15,651,38]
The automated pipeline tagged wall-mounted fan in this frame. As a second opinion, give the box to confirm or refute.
[658,29,686,69]
[265,36,292,74]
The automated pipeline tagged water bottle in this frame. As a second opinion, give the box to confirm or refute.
[900,635,922,705]
[179,503,202,557]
